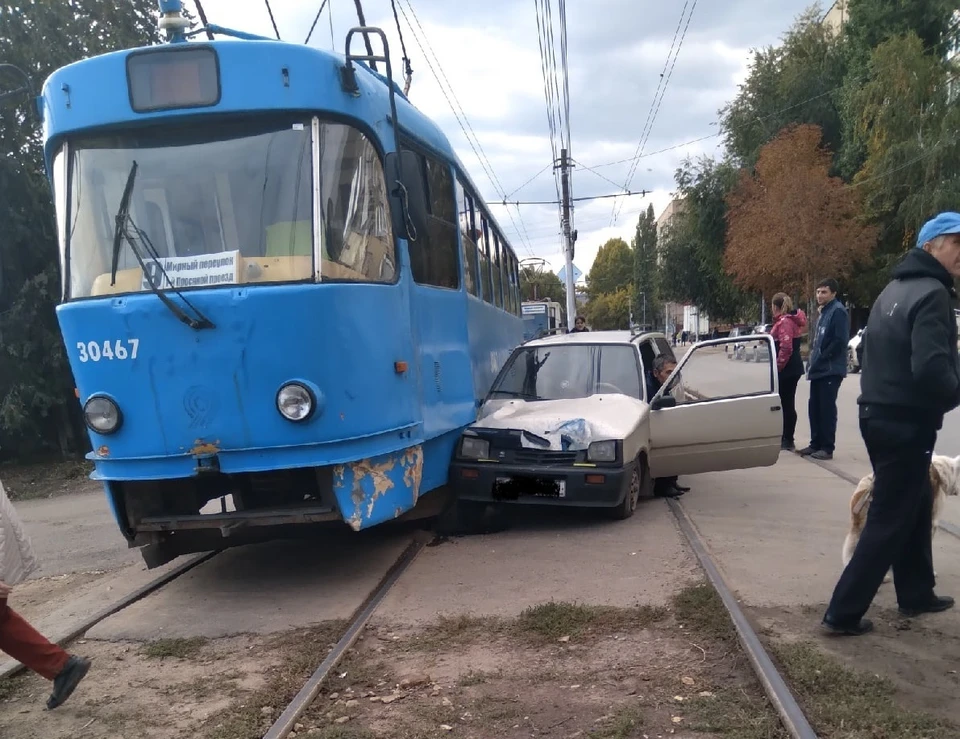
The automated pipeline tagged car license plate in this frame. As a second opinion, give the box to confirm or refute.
[494,476,565,499]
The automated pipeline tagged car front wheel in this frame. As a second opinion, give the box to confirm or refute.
[609,457,647,520]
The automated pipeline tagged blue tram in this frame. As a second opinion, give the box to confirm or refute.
[39,1,522,565]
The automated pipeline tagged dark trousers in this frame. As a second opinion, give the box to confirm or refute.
[0,598,70,680]
[824,417,937,625]
[778,374,800,444]
[654,476,678,494]
[808,376,842,453]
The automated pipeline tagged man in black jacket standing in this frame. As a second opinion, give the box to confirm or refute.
[822,212,960,636]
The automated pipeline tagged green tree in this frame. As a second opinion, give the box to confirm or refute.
[722,6,847,167]
[631,204,660,328]
[585,288,630,331]
[0,1,163,457]
[520,266,565,304]
[836,0,959,179]
[586,238,633,298]
[659,157,747,322]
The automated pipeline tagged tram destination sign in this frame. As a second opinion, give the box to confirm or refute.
[142,251,240,290]
[127,47,221,113]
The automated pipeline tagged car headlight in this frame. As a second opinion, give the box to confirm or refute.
[276,383,315,422]
[83,395,122,435]
[460,435,490,459]
[587,440,617,462]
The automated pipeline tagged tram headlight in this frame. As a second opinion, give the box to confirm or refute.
[83,396,122,435]
[276,383,315,422]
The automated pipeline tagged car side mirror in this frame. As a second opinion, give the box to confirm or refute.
[650,395,677,410]
[384,150,428,243]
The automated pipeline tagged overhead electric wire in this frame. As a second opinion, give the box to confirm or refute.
[610,0,697,226]
[192,0,214,40]
[492,190,650,206]
[397,0,536,255]
[389,0,414,95]
[263,0,281,39]
[304,0,330,44]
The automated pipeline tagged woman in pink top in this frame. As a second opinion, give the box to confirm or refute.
[769,293,807,451]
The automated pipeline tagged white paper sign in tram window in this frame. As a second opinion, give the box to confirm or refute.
[141,251,241,291]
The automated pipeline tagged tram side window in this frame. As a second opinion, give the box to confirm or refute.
[457,181,479,297]
[476,215,492,303]
[511,256,521,314]
[504,251,518,315]
[319,124,395,283]
[406,149,460,289]
[491,233,504,309]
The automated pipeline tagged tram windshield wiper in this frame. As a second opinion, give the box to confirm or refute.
[110,161,215,331]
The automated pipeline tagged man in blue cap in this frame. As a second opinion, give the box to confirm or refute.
[822,212,960,636]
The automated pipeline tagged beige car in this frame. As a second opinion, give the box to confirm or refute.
[450,330,782,520]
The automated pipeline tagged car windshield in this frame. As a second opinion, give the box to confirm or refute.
[56,117,395,299]
[489,344,642,401]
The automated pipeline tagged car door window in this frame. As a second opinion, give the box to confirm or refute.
[662,335,773,404]
[654,338,676,363]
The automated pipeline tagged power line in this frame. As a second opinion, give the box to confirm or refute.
[611,0,698,226]
[263,0,281,39]
[192,0,214,40]
[397,0,535,255]
[582,33,951,174]
[491,190,651,206]
[304,0,330,44]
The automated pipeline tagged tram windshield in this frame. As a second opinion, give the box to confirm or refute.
[55,117,395,299]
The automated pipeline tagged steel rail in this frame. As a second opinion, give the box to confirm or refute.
[0,549,219,680]
[802,455,960,542]
[667,497,819,739]
[263,532,430,739]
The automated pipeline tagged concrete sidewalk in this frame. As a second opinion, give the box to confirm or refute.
[679,450,960,628]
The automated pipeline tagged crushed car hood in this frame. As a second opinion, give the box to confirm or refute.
[473,395,646,450]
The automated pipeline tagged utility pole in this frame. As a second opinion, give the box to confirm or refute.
[559,148,576,331]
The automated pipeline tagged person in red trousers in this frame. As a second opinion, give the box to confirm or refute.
[1,480,90,709]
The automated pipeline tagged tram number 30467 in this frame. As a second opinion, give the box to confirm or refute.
[76,339,140,363]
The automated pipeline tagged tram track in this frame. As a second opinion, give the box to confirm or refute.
[0,549,221,682]
[666,497,820,739]
[262,531,430,739]
[802,455,960,542]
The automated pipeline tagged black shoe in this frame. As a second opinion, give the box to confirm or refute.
[810,450,833,461]
[797,446,818,456]
[820,617,874,636]
[781,440,795,451]
[898,595,955,618]
[46,655,91,710]
[655,485,685,499]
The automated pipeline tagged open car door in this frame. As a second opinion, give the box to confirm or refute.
[647,336,782,478]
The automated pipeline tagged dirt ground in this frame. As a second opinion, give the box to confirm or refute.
[755,604,960,732]
[0,583,785,739]
[1,581,956,739]
[1,458,97,501]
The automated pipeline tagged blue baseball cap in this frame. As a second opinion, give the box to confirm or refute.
[916,212,960,247]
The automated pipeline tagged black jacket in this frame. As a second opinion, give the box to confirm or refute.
[858,248,960,429]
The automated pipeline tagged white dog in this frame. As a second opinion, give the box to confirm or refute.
[842,454,960,583]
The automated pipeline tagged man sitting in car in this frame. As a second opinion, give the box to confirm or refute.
[645,356,689,498]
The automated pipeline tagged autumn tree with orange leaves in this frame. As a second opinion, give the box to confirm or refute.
[724,124,878,300]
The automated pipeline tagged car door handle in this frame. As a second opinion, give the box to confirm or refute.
[771,405,781,411]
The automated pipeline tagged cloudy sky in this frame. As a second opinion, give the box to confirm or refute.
[193,0,819,281]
